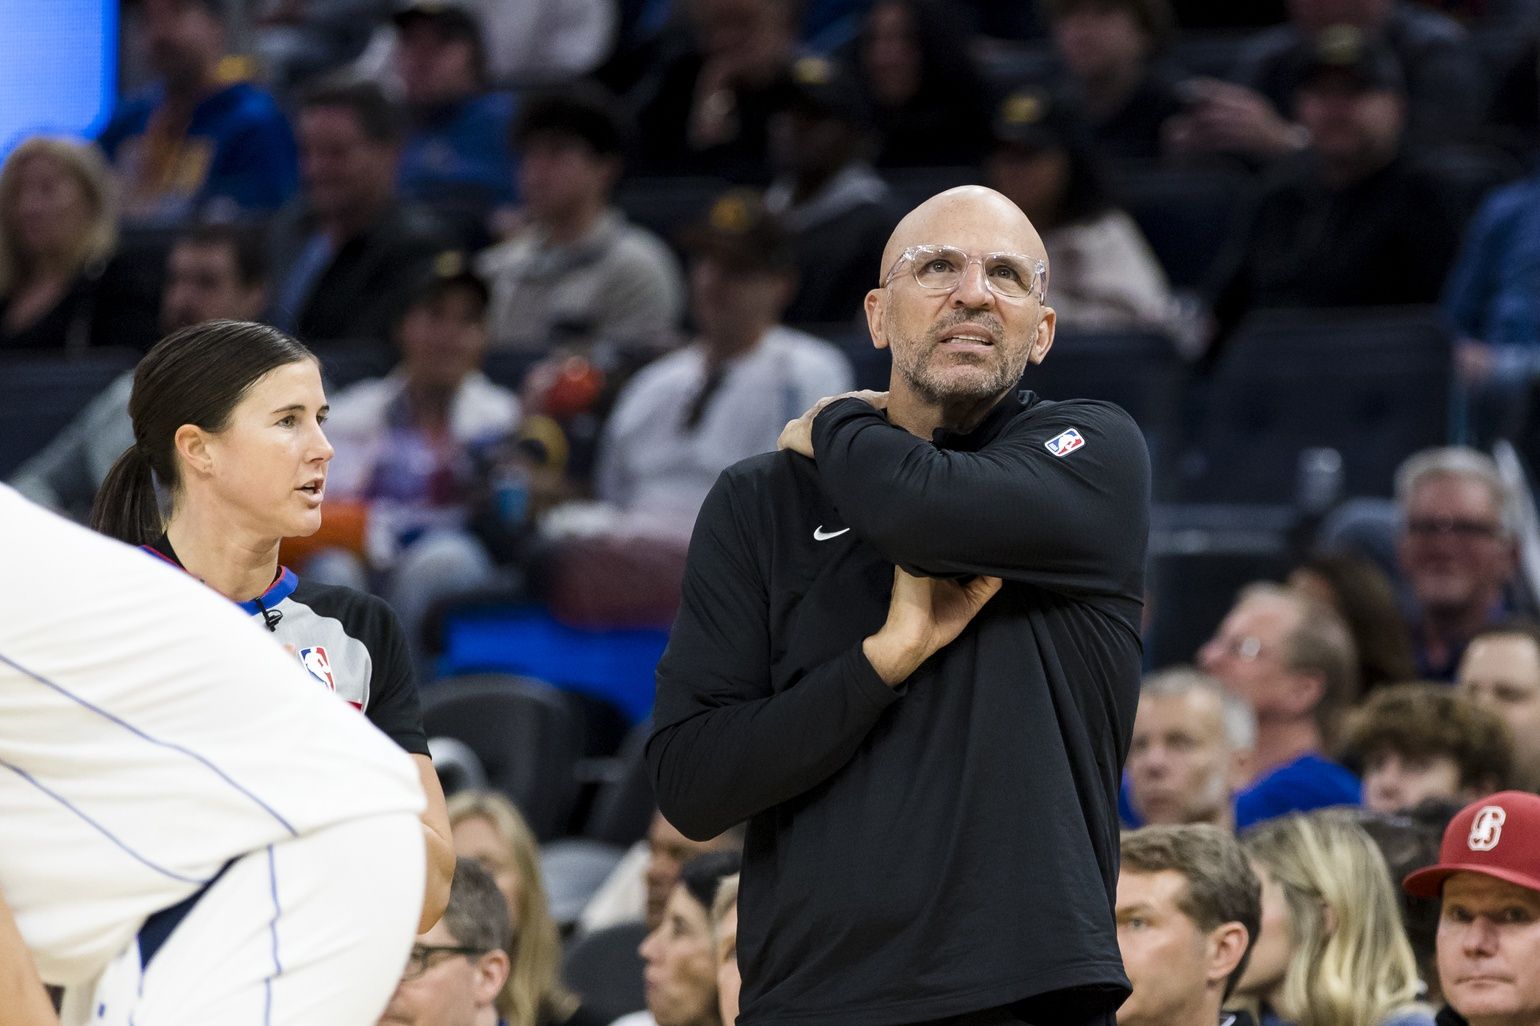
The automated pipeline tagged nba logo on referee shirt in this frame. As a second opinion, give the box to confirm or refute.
[1045,428,1085,457]
[299,646,336,691]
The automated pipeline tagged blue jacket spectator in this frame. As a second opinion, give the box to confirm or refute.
[1444,175,1540,364]
[98,0,297,223]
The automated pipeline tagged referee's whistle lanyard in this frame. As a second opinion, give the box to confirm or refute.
[139,542,295,632]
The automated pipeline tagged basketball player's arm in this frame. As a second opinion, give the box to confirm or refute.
[648,469,908,841]
[0,890,58,1026]
[808,398,1150,594]
[414,754,455,932]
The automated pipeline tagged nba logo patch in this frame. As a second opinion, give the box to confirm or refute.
[1045,428,1085,457]
[299,646,336,691]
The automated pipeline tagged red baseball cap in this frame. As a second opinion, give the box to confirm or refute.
[1404,791,1540,898]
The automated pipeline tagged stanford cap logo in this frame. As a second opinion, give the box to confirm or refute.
[1469,805,1507,851]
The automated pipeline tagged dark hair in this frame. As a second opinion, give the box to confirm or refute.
[1121,824,1261,1000]
[1339,681,1513,793]
[442,856,515,954]
[1294,552,1417,696]
[677,850,743,913]
[174,222,269,287]
[1040,0,1175,51]
[299,79,403,144]
[513,81,630,158]
[90,320,316,545]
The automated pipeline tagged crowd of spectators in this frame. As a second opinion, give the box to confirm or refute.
[9,0,1540,1022]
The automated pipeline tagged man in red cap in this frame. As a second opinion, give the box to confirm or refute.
[1404,791,1540,1026]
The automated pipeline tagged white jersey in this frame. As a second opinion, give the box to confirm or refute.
[0,486,425,986]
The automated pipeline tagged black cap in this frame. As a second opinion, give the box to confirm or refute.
[774,56,870,126]
[678,189,797,274]
[392,0,482,41]
[990,87,1089,153]
[1291,24,1405,93]
[404,250,490,314]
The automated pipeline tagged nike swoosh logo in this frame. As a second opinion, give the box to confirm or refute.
[813,526,851,541]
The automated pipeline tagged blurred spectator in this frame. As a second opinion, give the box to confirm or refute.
[631,0,799,180]
[99,0,298,223]
[269,80,450,349]
[1458,621,1540,792]
[579,811,745,935]
[593,191,852,539]
[253,0,392,91]
[379,856,513,1026]
[468,0,617,84]
[478,83,684,352]
[1125,667,1256,832]
[986,89,1179,331]
[1167,0,1487,162]
[1394,448,1518,680]
[1207,29,1465,335]
[1237,812,1436,1026]
[623,851,741,1026]
[1115,825,1260,1026]
[10,223,268,519]
[711,874,739,1026]
[1288,551,1418,695]
[447,791,604,1026]
[847,0,993,169]
[765,56,895,324]
[0,138,157,353]
[391,1,518,238]
[1340,682,1513,815]
[1443,166,1540,441]
[318,256,518,663]
[1043,0,1188,162]
[1198,583,1362,829]
[1403,791,1540,1026]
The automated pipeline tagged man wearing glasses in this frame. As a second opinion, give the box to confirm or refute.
[1394,447,1520,680]
[648,186,1150,1025]
[378,858,510,1026]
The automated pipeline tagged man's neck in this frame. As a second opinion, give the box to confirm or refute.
[542,199,606,247]
[1422,596,1499,656]
[701,322,771,370]
[1250,720,1325,781]
[321,194,389,241]
[885,386,1010,441]
[164,505,282,604]
[404,376,460,430]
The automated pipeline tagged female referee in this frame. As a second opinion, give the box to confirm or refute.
[90,318,453,929]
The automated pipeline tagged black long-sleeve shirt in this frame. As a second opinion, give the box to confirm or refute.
[646,389,1150,1025]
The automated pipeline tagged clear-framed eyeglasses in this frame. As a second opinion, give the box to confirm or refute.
[882,244,1048,301]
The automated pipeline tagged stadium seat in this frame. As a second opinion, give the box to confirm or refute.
[426,735,489,796]
[0,348,140,478]
[420,674,584,841]
[1175,306,1454,504]
[563,921,649,1023]
[581,718,656,848]
[541,838,628,929]
[1111,164,1252,291]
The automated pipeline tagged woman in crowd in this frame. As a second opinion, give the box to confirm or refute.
[448,790,604,1026]
[88,318,453,929]
[984,88,1180,333]
[0,136,155,351]
[1237,811,1436,1026]
[631,851,742,1026]
[848,0,993,168]
[1289,552,1417,698]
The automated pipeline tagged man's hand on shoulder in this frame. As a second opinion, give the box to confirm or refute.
[862,567,1002,687]
[777,390,889,459]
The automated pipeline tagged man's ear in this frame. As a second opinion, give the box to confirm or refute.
[1028,305,1056,365]
[473,948,511,1006]
[1283,670,1326,719]
[1207,921,1249,991]
[865,288,888,351]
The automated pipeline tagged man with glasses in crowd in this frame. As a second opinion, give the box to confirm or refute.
[378,858,510,1026]
[1198,583,1361,829]
[648,185,1150,1025]
[1395,447,1520,680]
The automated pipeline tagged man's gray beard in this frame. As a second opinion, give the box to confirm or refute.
[891,315,1026,406]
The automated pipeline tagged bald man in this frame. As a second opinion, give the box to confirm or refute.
[647,187,1151,1026]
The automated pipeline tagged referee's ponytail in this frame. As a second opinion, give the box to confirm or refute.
[89,320,316,545]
